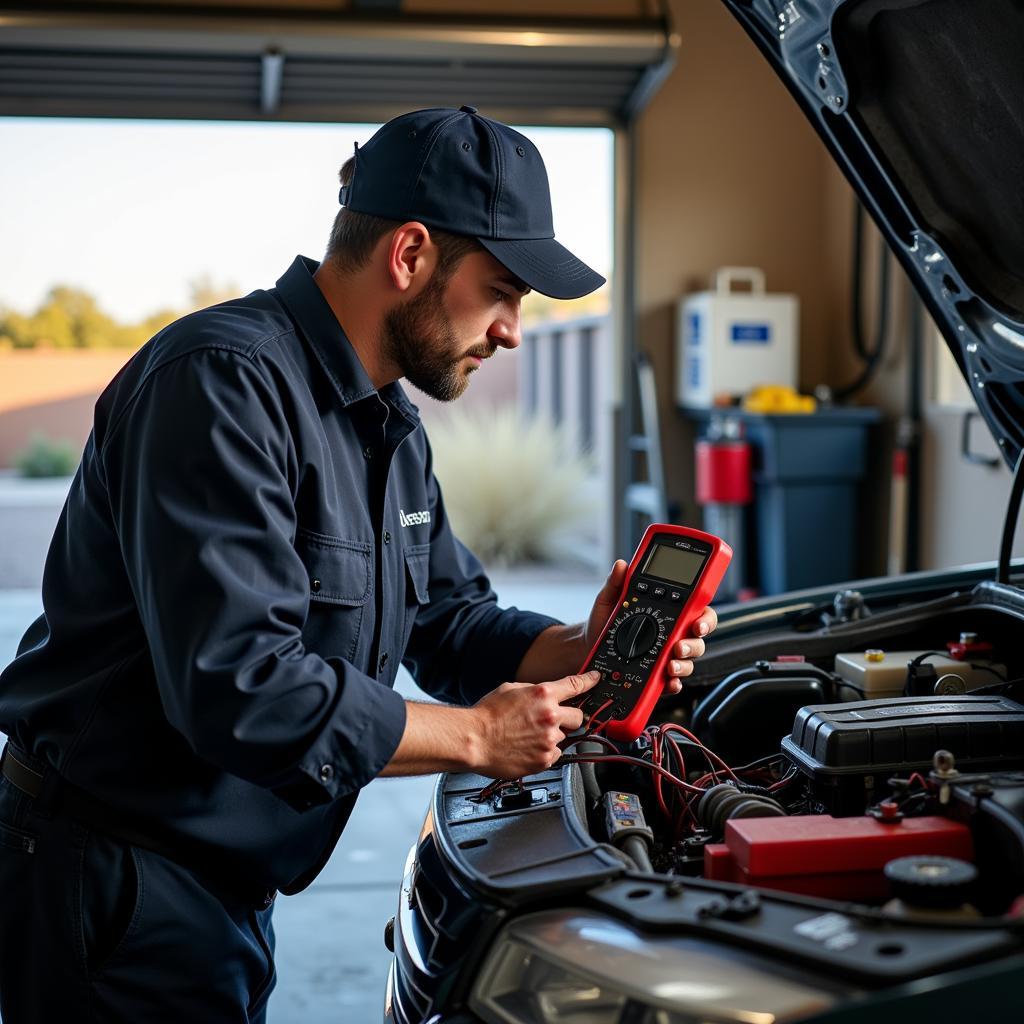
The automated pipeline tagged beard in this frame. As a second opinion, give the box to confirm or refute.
[381,273,491,402]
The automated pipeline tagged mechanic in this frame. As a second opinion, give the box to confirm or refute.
[0,106,717,1022]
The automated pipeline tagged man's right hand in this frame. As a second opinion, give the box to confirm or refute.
[379,670,600,781]
[467,669,601,779]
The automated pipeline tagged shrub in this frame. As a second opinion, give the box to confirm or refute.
[427,406,593,566]
[14,433,78,478]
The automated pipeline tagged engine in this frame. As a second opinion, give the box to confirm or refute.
[571,639,1024,919]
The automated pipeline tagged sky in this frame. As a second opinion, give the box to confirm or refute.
[0,117,613,323]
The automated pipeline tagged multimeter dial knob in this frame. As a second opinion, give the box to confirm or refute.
[614,612,659,661]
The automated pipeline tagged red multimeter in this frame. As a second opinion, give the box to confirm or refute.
[576,524,732,741]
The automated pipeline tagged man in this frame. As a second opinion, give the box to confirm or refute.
[0,106,716,1021]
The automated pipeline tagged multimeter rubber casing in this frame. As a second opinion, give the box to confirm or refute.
[577,524,732,741]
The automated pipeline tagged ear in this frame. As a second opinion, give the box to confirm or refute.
[385,222,437,295]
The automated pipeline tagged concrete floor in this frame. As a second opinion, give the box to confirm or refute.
[0,569,600,1022]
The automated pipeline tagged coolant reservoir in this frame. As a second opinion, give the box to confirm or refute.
[835,650,1006,699]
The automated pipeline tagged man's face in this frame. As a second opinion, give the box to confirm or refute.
[382,250,528,402]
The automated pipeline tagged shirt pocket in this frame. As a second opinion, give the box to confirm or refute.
[295,527,373,665]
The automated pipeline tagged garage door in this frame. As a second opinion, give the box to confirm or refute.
[0,3,677,125]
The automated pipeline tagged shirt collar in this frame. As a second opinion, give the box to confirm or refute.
[274,255,420,423]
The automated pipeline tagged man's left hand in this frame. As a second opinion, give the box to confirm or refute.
[585,559,719,696]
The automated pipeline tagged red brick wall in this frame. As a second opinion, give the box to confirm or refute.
[0,351,132,467]
[0,347,519,468]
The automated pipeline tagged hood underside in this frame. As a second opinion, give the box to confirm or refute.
[723,0,1024,467]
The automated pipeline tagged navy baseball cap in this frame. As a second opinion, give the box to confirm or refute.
[337,106,606,300]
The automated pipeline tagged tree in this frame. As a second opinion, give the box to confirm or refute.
[188,273,238,311]
[41,286,120,348]
[0,286,186,350]
[29,300,77,348]
[0,308,39,349]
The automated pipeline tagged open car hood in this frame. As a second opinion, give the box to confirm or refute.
[722,0,1024,467]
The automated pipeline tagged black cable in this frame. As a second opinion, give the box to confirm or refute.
[904,292,924,572]
[909,651,944,667]
[851,201,880,362]
[831,199,892,402]
[969,675,1024,698]
[729,752,785,774]
[997,446,1024,584]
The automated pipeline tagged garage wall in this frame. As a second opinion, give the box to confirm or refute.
[632,0,1023,576]
[633,0,833,525]
[820,161,1024,572]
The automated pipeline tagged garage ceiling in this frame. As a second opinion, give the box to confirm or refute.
[0,2,677,125]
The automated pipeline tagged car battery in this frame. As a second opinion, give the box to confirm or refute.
[676,267,799,409]
[703,814,973,901]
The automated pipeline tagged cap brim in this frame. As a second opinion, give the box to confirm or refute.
[477,236,606,300]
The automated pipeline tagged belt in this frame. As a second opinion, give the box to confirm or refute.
[0,743,44,798]
[1,741,276,909]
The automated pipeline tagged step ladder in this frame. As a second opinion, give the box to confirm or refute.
[624,352,669,540]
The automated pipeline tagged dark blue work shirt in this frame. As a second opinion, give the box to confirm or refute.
[0,256,558,893]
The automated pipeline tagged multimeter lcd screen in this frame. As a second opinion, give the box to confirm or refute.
[642,544,707,586]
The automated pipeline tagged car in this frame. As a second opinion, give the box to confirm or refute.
[384,1,1024,1020]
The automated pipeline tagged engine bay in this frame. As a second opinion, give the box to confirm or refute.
[560,601,1024,922]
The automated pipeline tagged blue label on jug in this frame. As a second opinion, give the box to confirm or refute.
[730,323,771,343]
[687,312,702,346]
[687,355,701,389]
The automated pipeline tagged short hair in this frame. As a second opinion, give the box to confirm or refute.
[324,156,482,280]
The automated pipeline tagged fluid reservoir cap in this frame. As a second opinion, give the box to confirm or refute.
[865,649,885,663]
[884,856,978,909]
[934,673,968,696]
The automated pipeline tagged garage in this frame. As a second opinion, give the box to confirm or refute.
[2,1,1024,1021]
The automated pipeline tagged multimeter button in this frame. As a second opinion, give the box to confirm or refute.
[635,582,649,593]
[670,590,682,601]
[653,586,666,597]
[614,613,658,660]
[611,671,621,681]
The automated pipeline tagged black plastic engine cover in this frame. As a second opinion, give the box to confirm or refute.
[781,695,1024,815]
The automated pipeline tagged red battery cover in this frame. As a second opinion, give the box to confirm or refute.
[578,523,732,742]
[729,814,973,875]
[703,815,973,901]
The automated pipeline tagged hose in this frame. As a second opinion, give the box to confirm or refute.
[622,834,654,873]
[576,740,604,807]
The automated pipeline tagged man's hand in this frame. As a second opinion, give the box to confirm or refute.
[586,559,719,696]
[467,670,601,779]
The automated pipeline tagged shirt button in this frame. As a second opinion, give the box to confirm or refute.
[378,652,390,672]
[363,446,373,460]
[383,530,391,545]
[311,578,322,593]
[319,764,334,783]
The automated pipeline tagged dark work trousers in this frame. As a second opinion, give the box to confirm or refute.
[0,775,277,1023]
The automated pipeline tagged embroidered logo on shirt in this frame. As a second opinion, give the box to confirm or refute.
[400,508,431,527]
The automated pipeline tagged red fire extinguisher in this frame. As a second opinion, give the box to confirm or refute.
[696,416,752,601]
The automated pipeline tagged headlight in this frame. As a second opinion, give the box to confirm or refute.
[469,910,835,1024]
